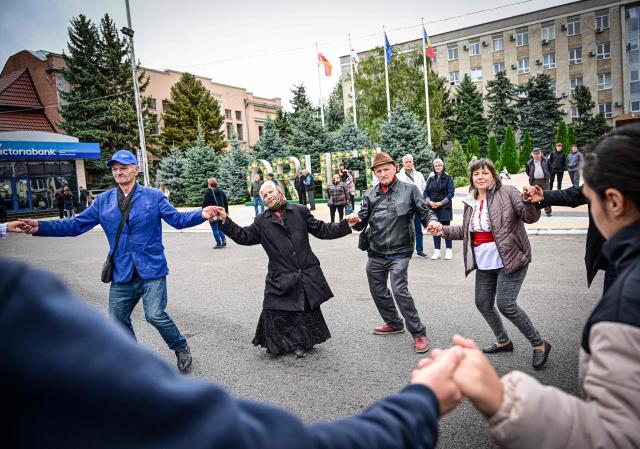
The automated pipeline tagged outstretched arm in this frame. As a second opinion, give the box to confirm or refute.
[28,201,100,237]
[159,193,206,229]
[306,208,352,240]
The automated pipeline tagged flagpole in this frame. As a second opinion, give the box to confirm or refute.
[383,26,391,118]
[348,34,358,128]
[421,18,432,146]
[315,42,326,127]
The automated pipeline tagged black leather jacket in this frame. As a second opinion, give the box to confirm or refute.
[354,177,437,256]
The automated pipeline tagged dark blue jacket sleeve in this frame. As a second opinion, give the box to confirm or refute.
[0,260,441,449]
[35,200,100,237]
[158,193,205,229]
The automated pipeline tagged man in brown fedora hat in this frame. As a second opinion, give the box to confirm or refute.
[350,151,440,353]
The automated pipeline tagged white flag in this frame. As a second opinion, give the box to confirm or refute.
[351,48,360,73]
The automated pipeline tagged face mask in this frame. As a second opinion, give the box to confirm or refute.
[266,190,287,211]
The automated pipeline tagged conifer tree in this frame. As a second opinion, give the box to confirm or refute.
[217,135,251,204]
[253,120,287,161]
[485,71,518,144]
[466,136,480,161]
[273,108,291,141]
[452,74,488,148]
[161,73,225,153]
[517,74,562,152]
[331,122,371,152]
[487,136,500,166]
[500,126,519,173]
[567,125,576,149]
[155,147,187,205]
[290,84,314,117]
[447,140,468,178]
[555,120,569,155]
[380,106,435,170]
[286,108,331,174]
[519,131,533,168]
[182,133,219,206]
[325,82,345,132]
[570,85,611,149]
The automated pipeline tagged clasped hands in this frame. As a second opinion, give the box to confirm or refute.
[410,335,504,417]
[202,206,227,222]
[522,185,544,203]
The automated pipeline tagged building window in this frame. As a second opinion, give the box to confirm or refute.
[595,13,609,30]
[471,67,482,82]
[148,97,157,110]
[550,79,557,97]
[516,31,529,47]
[226,123,234,138]
[596,42,611,60]
[235,111,242,120]
[493,62,505,75]
[449,71,460,86]
[570,106,580,118]
[570,76,583,93]
[236,124,244,140]
[468,40,480,55]
[569,47,582,65]
[541,25,555,42]
[447,45,458,61]
[632,101,640,112]
[258,125,264,138]
[225,109,232,120]
[598,102,612,118]
[162,99,169,110]
[597,72,612,90]
[567,17,581,36]
[492,35,504,52]
[627,7,640,114]
[518,58,530,74]
[543,53,556,69]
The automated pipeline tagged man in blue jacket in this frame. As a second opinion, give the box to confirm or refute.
[20,149,216,373]
[1,258,464,449]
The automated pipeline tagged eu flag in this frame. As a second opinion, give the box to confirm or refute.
[384,32,393,64]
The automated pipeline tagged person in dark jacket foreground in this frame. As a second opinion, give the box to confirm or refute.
[213,181,360,358]
[1,258,464,449]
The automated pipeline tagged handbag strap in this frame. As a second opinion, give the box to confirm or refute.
[111,197,136,257]
[362,193,386,230]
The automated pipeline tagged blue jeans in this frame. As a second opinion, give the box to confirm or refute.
[253,196,264,215]
[432,220,452,249]
[210,220,226,246]
[108,274,187,351]
[414,215,424,253]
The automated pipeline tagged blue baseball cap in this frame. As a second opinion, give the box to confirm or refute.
[107,149,137,167]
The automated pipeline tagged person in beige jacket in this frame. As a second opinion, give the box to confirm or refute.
[430,158,550,369]
[431,126,640,449]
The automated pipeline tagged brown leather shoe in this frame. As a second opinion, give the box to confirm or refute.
[414,336,430,353]
[373,323,405,335]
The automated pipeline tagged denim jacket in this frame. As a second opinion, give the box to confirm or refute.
[35,183,204,282]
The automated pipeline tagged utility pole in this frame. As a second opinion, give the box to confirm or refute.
[122,0,150,186]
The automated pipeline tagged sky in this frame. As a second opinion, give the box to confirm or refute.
[1,0,576,110]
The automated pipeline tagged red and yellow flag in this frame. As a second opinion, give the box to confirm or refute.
[318,53,332,76]
[423,26,436,61]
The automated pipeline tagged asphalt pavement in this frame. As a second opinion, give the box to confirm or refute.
[2,228,601,448]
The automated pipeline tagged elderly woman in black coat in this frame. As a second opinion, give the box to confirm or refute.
[424,159,455,260]
[211,181,359,358]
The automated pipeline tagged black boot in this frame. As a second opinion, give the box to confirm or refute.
[175,345,192,373]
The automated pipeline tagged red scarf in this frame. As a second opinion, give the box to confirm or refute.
[380,176,395,193]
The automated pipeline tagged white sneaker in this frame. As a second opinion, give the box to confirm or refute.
[431,249,441,260]
[445,248,453,260]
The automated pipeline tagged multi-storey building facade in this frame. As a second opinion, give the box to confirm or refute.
[341,0,640,124]
[1,50,281,148]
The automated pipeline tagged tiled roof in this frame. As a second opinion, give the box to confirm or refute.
[0,68,42,109]
[0,111,56,132]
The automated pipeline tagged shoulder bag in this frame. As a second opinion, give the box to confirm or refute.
[101,201,134,283]
[357,195,386,252]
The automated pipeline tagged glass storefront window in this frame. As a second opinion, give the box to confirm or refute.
[15,179,29,209]
[28,162,45,176]
[60,161,74,175]
[0,162,13,177]
[45,161,60,174]
[14,162,27,177]
[0,181,13,211]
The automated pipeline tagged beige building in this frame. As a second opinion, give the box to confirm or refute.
[1,50,281,149]
[143,68,281,148]
[341,0,640,124]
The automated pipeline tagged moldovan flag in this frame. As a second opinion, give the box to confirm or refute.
[423,26,436,61]
[318,53,332,76]
[351,48,360,73]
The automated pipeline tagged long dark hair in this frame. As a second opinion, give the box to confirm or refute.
[468,158,501,198]
[583,124,640,212]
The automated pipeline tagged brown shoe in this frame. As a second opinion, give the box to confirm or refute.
[414,336,430,353]
[373,323,405,335]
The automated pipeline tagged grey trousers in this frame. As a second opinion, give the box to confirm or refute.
[366,257,426,337]
[475,266,543,347]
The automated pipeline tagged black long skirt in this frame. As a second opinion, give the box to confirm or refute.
[252,305,331,355]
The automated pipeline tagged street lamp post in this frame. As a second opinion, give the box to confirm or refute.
[122,0,150,186]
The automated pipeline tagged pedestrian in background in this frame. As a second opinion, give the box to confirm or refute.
[79,186,89,212]
[250,174,264,216]
[397,154,428,259]
[549,143,566,190]
[159,182,170,200]
[303,169,316,210]
[202,178,228,249]
[62,186,75,218]
[424,159,454,260]
[567,144,583,187]
[326,173,349,223]
[346,170,356,212]
[55,190,64,219]
[526,147,553,217]
[294,169,307,205]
